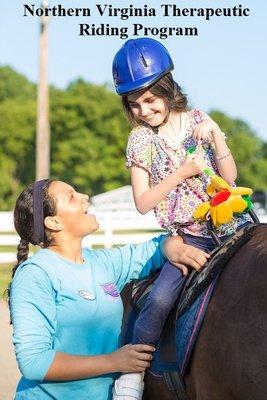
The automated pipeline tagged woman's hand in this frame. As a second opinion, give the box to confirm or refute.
[110,344,155,373]
[161,235,210,276]
[193,119,221,142]
[180,150,206,179]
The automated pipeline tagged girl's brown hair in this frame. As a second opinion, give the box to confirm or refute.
[121,72,188,127]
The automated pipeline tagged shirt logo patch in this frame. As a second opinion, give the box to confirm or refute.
[101,282,119,298]
[78,289,96,300]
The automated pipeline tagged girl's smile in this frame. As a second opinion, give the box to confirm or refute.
[127,90,168,127]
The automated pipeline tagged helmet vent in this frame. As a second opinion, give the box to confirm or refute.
[140,53,148,68]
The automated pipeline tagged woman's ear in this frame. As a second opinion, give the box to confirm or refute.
[44,216,63,232]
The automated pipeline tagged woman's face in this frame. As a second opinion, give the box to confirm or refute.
[127,89,168,127]
[48,181,99,238]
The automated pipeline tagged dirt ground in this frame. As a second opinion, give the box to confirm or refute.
[0,300,20,399]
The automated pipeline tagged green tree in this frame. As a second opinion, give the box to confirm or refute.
[0,66,266,210]
[0,154,18,209]
[210,110,267,190]
[0,65,36,102]
[0,67,37,208]
[50,79,130,195]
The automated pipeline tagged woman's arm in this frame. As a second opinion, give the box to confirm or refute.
[131,153,206,214]
[45,344,154,381]
[102,234,210,292]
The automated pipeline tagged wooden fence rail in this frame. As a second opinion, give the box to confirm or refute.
[1,209,267,264]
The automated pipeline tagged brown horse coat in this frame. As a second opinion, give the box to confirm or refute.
[123,225,267,400]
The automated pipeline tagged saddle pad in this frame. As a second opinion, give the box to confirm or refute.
[176,223,260,318]
[151,278,217,376]
[124,279,217,376]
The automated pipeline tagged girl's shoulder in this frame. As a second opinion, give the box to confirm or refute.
[127,124,154,147]
[188,108,211,124]
[129,124,153,137]
[126,124,154,171]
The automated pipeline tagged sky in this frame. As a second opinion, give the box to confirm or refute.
[1,0,267,140]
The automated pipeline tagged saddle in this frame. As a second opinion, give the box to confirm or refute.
[130,223,261,400]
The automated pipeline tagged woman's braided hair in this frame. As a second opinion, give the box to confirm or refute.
[12,179,57,279]
[5,179,56,318]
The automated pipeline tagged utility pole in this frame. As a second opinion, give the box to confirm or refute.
[36,0,50,180]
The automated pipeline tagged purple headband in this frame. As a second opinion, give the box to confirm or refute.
[33,179,47,244]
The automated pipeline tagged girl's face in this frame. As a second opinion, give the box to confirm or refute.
[127,90,168,127]
[48,181,99,238]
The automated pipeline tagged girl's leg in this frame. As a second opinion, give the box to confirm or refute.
[113,262,184,399]
[131,235,218,349]
[131,234,218,346]
[113,238,210,399]
[132,260,185,345]
[182,234,216,253]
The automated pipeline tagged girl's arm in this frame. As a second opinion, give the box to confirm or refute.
[212,129,237,183]
[131,154,205,215]
[194,119,237,183]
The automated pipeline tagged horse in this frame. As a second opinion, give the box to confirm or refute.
[121,224,267,400]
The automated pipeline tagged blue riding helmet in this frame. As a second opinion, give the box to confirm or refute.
[112,38,174,96]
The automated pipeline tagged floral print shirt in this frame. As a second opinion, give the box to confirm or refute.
[126,109,248,237]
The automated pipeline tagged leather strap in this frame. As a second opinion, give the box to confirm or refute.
[163,371,189,400]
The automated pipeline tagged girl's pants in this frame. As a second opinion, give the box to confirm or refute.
[132,234,221,345]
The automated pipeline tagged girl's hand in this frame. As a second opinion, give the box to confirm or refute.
[180,150,206,179]
[162,235,210,276]
[110,344,155,373]
[193,119,221,142]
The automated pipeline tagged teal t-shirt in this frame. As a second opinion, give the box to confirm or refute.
[10,236,166,399]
